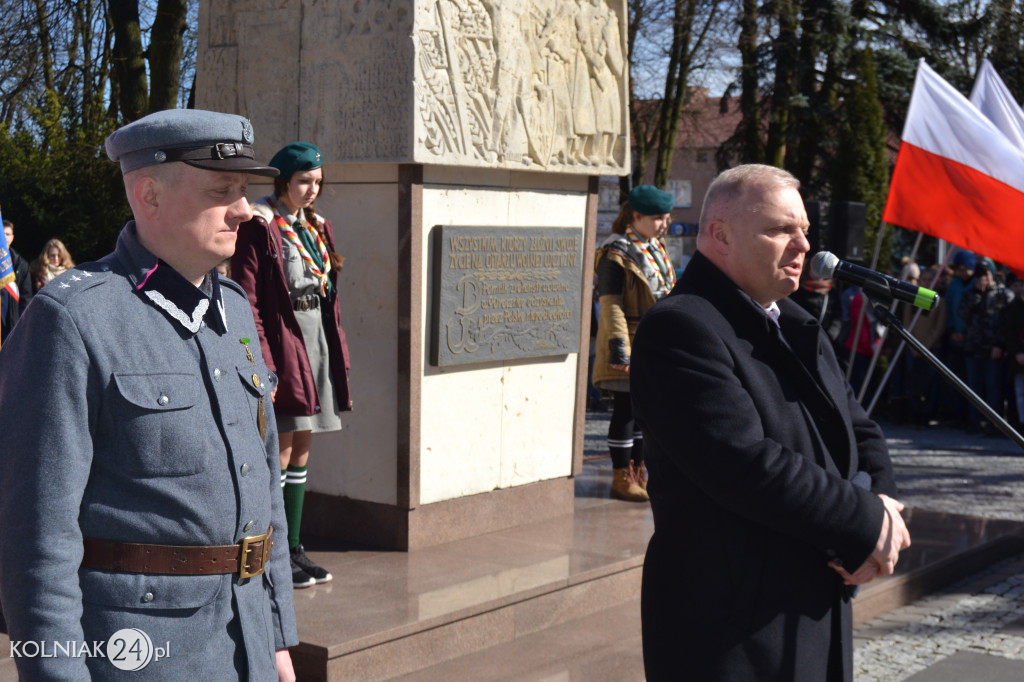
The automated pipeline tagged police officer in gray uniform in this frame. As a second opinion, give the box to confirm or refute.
[0,109,299,681]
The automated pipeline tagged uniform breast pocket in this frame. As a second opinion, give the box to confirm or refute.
[280,240,306,283]
[111,372,211,476]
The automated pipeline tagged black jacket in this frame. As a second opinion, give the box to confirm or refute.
[631,251,896,681]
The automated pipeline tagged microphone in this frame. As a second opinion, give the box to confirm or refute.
[810,251,939,311]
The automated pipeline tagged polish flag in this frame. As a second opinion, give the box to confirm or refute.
[970,59,1024,151]
[882,60,1024,274]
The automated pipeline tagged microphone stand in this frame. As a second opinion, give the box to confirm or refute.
[868,298,1024,453]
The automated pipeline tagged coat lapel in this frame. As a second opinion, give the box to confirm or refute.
[678,254,854,477]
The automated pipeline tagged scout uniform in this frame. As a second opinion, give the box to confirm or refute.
[0,110,298,680]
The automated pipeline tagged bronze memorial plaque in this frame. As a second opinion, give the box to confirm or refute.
[431,226,584,367]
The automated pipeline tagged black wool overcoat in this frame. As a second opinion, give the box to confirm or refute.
[631,251,898,682]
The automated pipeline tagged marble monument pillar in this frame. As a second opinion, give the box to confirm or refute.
[197,0,629,549]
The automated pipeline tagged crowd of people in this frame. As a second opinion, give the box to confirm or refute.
[844,250,1021,437]
[0,99,1007,680]
[1,222,77,339]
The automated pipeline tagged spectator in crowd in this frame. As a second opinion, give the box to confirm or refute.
[32,238,75,291]
[900,263,948,427]
[842,285,881,396]
[1004,272,1024,427]
[592,185,675,502]
[942,249,976,425]
[2,219,33,338]
[233,141,352,588]
[958,259,1014,435]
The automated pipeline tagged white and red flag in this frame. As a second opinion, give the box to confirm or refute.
[882,59,1024,274]
[970,58,1024,151]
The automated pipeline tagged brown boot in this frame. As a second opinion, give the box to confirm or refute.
[631,460,648,491]
[611,467,649,502]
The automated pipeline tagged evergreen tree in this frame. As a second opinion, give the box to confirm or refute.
[832,48,892,269]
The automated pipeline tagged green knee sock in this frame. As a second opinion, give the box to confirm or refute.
[282,464,308,550]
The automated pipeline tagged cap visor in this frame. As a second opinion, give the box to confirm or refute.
[184,158,280,177]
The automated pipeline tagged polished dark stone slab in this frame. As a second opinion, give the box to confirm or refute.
[893,507,1024,575]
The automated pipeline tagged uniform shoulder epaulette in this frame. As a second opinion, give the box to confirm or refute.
[37,261,114,303]
[219,276,247,298]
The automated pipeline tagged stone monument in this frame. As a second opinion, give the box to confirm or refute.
[197,0,629,549]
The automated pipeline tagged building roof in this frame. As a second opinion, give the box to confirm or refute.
[633,90,743,151]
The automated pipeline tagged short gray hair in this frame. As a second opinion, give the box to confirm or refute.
[698,164,800,232]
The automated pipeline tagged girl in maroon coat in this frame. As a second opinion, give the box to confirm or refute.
[233,142,352,588]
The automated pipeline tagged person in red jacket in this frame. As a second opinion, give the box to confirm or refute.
[233,142,352,588]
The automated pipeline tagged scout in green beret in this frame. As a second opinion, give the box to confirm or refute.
[233,142,352,590]
[269,142,323,180]
[628,185,675,216]
[592,185,676,502]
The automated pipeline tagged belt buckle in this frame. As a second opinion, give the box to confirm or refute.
[239,529,272,579]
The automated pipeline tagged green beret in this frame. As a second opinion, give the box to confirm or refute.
[628,185,675,215]
[269,142,324,180]
[105,108,278,177]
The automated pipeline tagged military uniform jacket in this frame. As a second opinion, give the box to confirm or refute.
[631,251,897,682]
[0,223,298,681]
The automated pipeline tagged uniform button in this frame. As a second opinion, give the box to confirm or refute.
[243,520,254,532]
[157,395,169,406]
[240,463,251,476]
[141,592,154,603]
[214,368,223,381]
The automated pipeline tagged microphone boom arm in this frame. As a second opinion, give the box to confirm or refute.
[868,299,1024,452]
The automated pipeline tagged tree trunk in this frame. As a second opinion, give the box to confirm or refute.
[652,0,717,187]
[31,0,55,93]
[767,0,798,168]
[149,0,187,112]
[737,0,763,164]
[108,0,148,121]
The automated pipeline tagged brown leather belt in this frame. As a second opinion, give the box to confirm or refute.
[81,527,273,579]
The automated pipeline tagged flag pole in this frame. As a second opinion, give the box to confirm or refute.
[865,233,949,417]
[851,220,888,402]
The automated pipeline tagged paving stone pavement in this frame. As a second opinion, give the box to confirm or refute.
[854,421,1024,680]
[586,404,1024,680]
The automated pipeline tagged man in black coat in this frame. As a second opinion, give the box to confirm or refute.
[631,164,911,681]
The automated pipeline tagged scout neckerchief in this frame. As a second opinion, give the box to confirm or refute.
[266,196,332,296]
[626,226,675,291]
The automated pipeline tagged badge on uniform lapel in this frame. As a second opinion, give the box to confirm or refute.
[240,338,267,440]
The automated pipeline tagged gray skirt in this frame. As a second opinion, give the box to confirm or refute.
[276,306,343,435]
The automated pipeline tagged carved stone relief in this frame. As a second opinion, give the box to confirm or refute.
[197,0,628,173]
[414,0,628,173]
